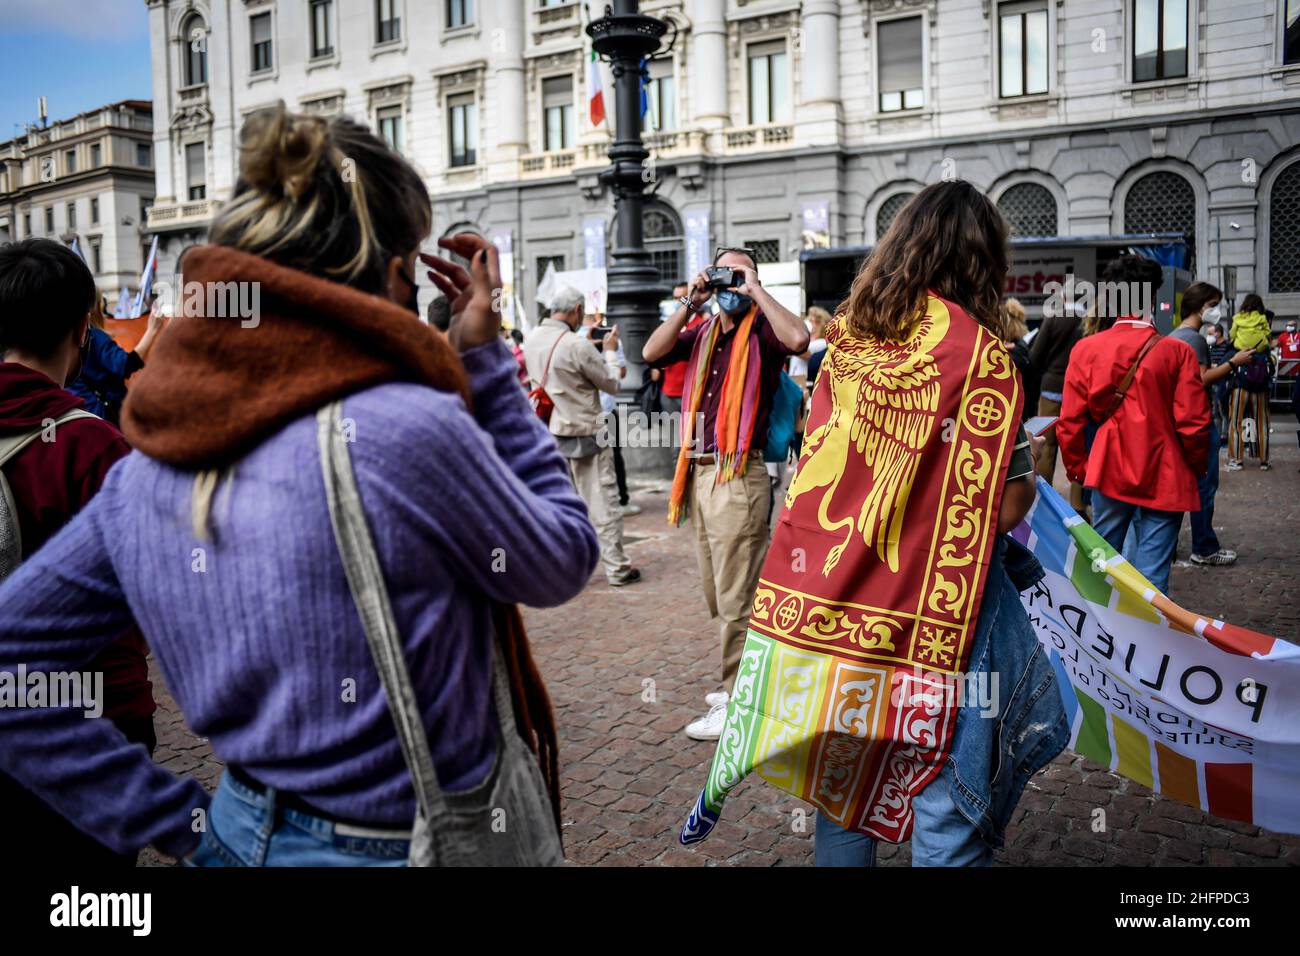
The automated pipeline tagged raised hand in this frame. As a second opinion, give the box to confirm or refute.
[420,233,503,353]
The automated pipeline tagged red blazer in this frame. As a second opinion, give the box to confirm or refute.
[1058,319,1209,513]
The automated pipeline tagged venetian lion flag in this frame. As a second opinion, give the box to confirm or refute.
[1018,478,1300,833]
[681,295,1022,845]
[588,50,605,127]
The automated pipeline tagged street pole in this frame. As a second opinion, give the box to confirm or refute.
[587,1,670,389]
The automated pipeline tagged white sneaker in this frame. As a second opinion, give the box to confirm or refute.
[685,701,729,740]
[1191,549,1237,566]
[705,691,729,708]
[620,503,642,516]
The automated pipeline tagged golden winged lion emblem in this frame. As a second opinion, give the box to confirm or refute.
[784,303,950,576]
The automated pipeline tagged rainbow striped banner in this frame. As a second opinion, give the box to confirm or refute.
[1017,478,1300,834]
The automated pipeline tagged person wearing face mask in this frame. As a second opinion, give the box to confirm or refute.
[1169,282,1253,567]
[0,238,156,866]
[643,246,810,740]
[1279,319,1300,470]
[0,105,592,865]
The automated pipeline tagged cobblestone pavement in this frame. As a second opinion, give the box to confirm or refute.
[143,419,1300,867]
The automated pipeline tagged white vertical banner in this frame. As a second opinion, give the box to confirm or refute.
[491,228,517,330]
[582,216,607,270]
[684,206,710,281]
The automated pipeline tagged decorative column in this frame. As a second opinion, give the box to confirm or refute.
[797,0,842,145]
[688,0,729,145]
[489,0,527,180]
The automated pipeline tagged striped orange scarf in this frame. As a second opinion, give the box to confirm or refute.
[667,305,763,525]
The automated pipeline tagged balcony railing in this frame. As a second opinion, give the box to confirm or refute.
[519,150,576,178]
[535,1,578,26]
[147,198,218,231]
[723,123,794,152]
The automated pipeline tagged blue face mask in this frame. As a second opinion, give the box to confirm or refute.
[715,289,752,315]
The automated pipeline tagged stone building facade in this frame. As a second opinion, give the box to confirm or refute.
[144,0,1300,321]
[0,100,156,304]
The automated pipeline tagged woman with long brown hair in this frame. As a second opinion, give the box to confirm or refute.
[0,104,596,865]
[679,180,1069,866]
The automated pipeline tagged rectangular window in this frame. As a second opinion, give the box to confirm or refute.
[878,16,924,111]
[65,149,77,174]
[1285,0,1300,65]
[90,240,102,275]
[644,59,676,132]
[45,207,54,233]
[999,4,1049,97]
[447,0,472,29]
[91,197,99,224]
[377,0,401,43]
[23,213,31,236]
[542,75,574,151]
[137,142,152,167]
[187,26,209,84]
[186,143,207,201]
[377,106,404,153]
[745,240,782,265]
[448,94,477,167]
[1133,0,1187,81]
[747,40,790,125]
[537,255,565,278]
[250,11,274,72]
[311,0,334,58]
[90,143,102,166]
[67,202,76,230]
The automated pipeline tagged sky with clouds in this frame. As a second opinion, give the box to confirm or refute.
[0,0,152,140]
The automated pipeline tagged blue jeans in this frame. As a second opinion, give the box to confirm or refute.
[814,764,993,867]
[185,771,411,867]
[1091,490,1181,594]
[1188,419,1221,557]
[812,538,1066,867]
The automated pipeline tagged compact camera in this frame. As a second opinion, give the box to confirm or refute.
[705,267,737,289]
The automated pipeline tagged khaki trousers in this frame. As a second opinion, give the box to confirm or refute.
[690,454,771,688]
[567,447,630,580]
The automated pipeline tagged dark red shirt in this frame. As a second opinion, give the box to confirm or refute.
[0,362,153,720]
[661,311,797,454]
[660,313,708,398]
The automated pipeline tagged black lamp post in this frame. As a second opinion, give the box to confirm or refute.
[586,2,672,387]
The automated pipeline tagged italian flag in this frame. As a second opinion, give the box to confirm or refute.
[588,49,605,127]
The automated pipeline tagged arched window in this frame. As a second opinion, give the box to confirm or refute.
[643,203,684,284]
[1269,161,1300,293]
[182,14,208,87]
[1123,170,1196,272]
[875,192,914,240]
[997,182,1058,237]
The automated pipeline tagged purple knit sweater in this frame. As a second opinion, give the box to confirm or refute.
[0,339,598,857]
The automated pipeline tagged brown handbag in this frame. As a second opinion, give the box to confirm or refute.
[527,333,565,425]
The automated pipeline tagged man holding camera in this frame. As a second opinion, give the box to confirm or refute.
[643,248,810,740]
[524,286,641,587]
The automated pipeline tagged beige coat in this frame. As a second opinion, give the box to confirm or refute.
[522,318,620,437]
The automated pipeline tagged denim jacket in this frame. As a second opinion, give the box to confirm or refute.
[940,536,1070,848]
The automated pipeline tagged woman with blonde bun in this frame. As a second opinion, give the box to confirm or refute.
[0,103,598,865]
